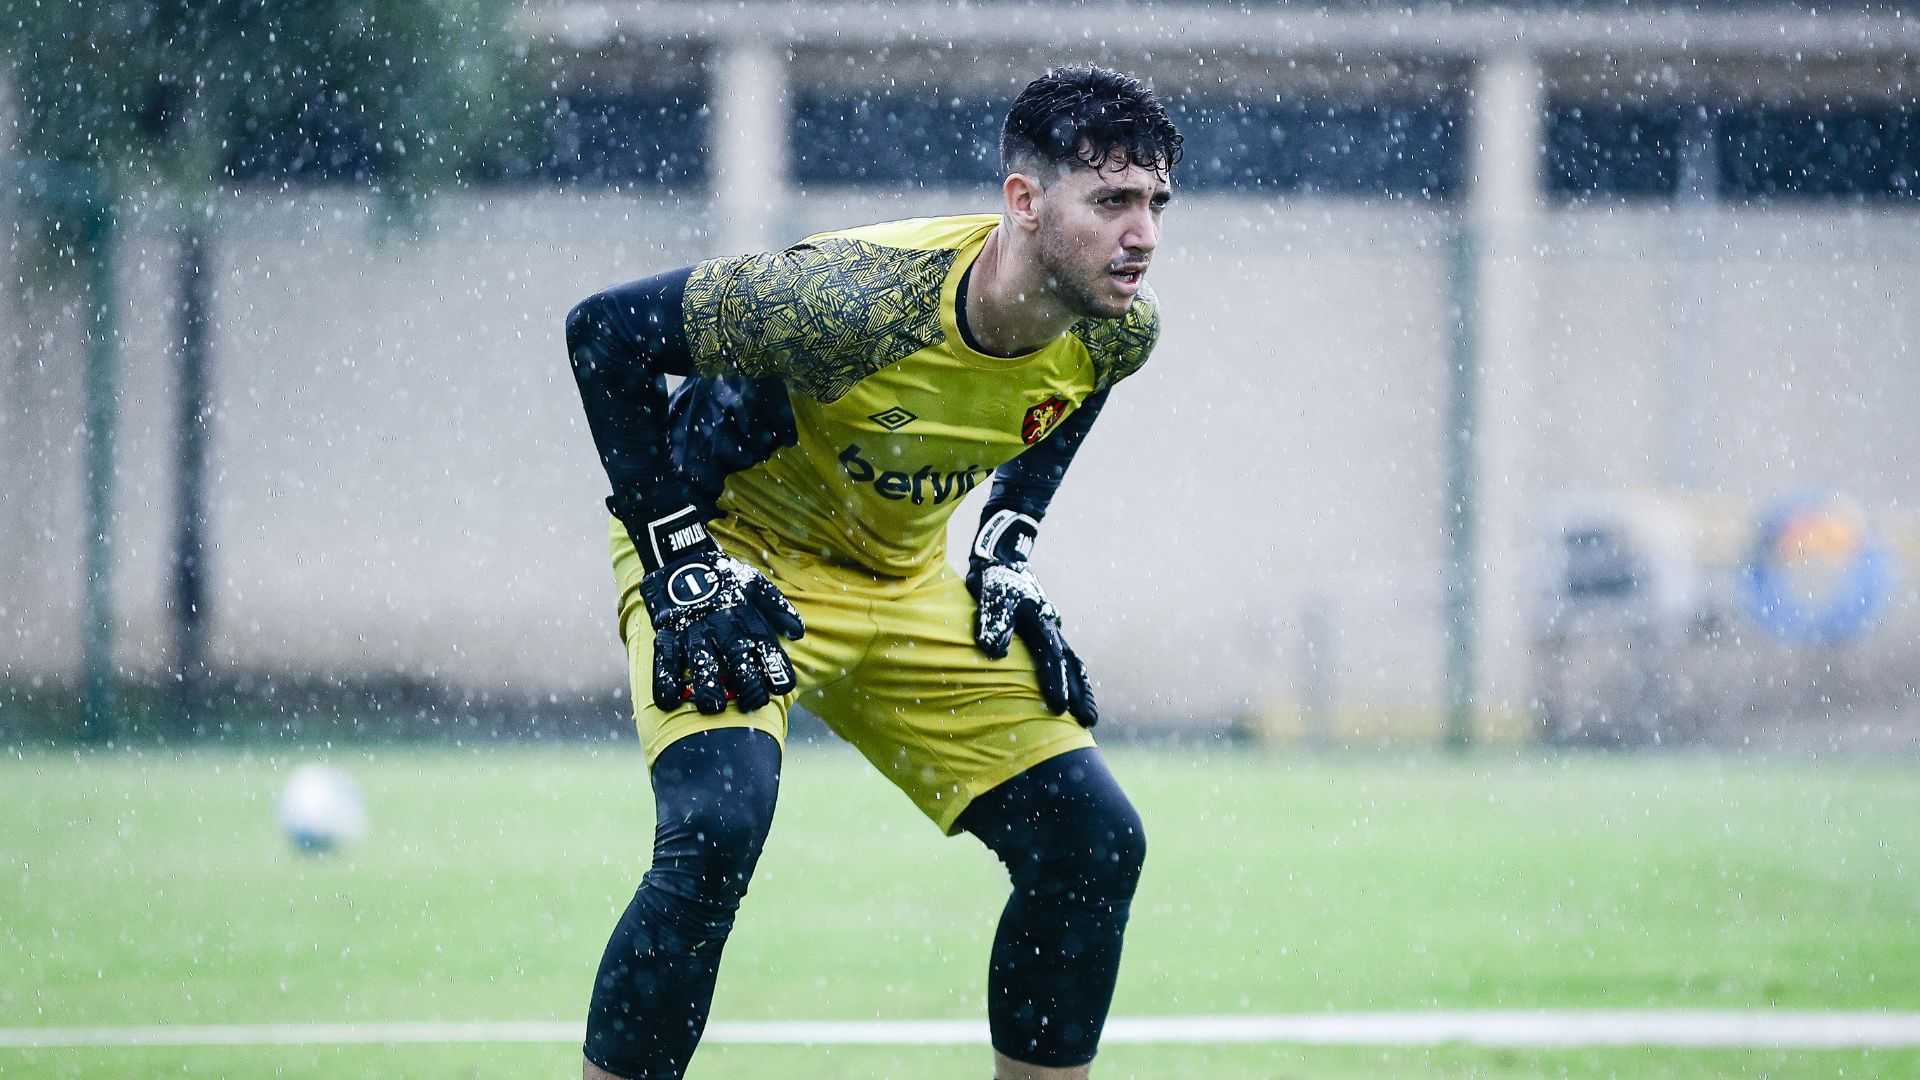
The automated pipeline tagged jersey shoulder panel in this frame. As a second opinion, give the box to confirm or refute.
[810,213,1001,253]
[1071,282,1161,392]
[682,230,973,403]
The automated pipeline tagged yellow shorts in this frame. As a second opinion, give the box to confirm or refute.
[611,515,1096,835]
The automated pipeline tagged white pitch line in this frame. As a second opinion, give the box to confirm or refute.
[7,1012,1920,1051]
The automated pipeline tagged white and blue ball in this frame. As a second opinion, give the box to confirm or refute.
[278,762,368,853]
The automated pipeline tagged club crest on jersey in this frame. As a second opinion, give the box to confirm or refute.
[1021,396,1070,445]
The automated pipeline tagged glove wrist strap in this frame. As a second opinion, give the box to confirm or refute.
[618,499,720,574]
[973,508,1041,564]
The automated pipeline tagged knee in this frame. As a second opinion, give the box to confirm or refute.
[649,796,773,910]
[1015,796,1147,907]
[624,728,782,952]
[615,800,771,961]
[1082,795,1147,902]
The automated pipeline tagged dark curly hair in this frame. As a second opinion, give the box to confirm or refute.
[1000,65,1183,180]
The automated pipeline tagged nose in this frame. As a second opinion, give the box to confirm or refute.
[1123,205,1159,257]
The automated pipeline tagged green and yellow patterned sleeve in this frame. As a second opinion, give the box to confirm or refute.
[680,237,957,403]
[1075,283,1162,392]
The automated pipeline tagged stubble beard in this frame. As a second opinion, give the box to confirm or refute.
[1036,218,1131,322]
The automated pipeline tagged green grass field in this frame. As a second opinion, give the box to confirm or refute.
[5,742,1919,1078]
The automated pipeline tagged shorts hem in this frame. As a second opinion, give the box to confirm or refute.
[642,713,787,767]
[933,726,1098,835]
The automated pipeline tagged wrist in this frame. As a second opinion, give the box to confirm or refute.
[612,495,719,574]
[973,508,1040,564]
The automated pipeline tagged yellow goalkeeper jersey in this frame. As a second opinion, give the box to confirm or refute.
[658,213,1160,578]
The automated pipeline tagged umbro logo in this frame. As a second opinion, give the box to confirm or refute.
[868,406,918,431]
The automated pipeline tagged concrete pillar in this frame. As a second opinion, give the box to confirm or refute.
[709,36,791,256]
[0,66,18,339]
[1662,101,1719,490]
[1466,50,1545,727]
[0,66,15,158]
[0,66,25,636]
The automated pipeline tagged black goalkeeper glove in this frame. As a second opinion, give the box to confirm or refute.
[627,503,805,715]
[965,508,1098,726]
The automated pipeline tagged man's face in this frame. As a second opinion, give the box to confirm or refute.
[1031,152,1171,321]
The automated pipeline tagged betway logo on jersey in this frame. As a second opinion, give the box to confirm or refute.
[839,444,983,505]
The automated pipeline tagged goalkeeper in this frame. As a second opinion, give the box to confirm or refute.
[566,65,1180,1080]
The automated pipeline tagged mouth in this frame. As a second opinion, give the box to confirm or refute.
[1109,265,1148,292]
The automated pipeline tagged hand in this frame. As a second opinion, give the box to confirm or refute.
[635,509,805,715]
[966,509,1097,726]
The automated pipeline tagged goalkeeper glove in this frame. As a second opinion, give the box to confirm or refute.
[966,508,1097,726]
[629,503,804,715]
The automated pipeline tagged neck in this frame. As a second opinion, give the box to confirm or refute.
[963,224,1076,358]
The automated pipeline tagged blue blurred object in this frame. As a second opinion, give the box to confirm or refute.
[1738,493,1894,645]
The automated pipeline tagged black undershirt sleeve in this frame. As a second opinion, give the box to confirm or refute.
[982,387,1111,523]
[574,261,1114,537]
[564,267,700,525]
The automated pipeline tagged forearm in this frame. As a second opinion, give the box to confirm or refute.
[967,392,1107,724]
[565,266,698,536]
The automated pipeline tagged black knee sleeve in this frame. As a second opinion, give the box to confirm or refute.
[957,749,1147,1068]
[584,729,781,1079]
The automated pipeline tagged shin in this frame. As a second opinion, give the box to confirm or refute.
[583,728,781,1079]
[959,749,1146,1072]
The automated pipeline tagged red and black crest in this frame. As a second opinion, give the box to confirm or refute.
[1021,396,1070,445]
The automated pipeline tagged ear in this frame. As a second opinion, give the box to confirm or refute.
[1003,172,1045,234]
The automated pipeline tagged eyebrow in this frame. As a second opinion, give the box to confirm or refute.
[1092,185,1173,200]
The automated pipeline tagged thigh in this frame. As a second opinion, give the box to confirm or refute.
[648,727,783,877]
[813,564,1095,834]
[612,516,873,765]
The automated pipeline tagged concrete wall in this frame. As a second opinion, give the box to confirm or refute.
[6,189,1919,733]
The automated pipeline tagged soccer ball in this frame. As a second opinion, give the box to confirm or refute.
[278,763,368,853]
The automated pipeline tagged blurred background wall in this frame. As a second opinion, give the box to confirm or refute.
[5,2,1919,745]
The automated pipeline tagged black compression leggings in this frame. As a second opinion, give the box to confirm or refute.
[956,748,1147,1067]
[583,729,782,1078]
[583,729,1145,1078]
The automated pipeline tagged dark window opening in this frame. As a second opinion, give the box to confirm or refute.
[544,91,708,188]
[1546,103,1683,198]
[790,91,1460,198]
[1171,99,1462,198]
[225,97,377,184]
[1549,100,1920,201]
[791,91,1006,186]
[1722,106,1920,199]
